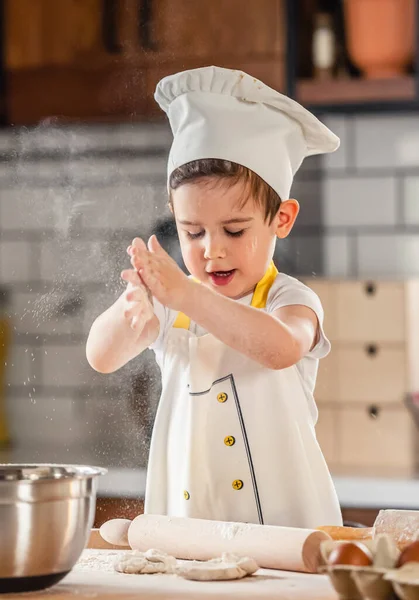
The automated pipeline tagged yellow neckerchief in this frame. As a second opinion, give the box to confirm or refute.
[173,261,278,330]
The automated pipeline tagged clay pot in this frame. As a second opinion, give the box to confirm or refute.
[344,0,415,78]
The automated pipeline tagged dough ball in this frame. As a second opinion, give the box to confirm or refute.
[114,549,177,575]
[175,553,259,581]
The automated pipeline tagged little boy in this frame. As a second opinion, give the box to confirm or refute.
[87,66,343,528]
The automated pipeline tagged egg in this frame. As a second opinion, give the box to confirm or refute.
[397,540,419,567]
[328,542,373,567]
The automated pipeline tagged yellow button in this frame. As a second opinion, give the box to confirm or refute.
[232,479,243,490]
[224,436,235,446]
[184,490,190,500]
[217,392,228,403]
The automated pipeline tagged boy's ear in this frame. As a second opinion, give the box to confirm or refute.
[276,199,300,239]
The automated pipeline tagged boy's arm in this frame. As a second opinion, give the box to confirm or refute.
[130,235,318,370]
[183,284,318,370]
[86,287,160,374]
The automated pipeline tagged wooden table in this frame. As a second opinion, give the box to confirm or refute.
[2,549,338,600]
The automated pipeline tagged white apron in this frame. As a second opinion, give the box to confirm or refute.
[145,264,342,528]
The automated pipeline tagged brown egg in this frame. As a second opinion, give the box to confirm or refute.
[397,540,419,567]
[328,542,373,567]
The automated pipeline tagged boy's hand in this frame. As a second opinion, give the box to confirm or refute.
[120,262,154,332]
[128,235,193,312]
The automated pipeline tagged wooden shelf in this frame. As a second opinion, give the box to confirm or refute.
[297,75,416,107]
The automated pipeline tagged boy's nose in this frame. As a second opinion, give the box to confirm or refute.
[204,237,226,260]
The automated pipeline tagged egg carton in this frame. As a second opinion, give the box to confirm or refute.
[317,534,419,600]
[385,565,419,600]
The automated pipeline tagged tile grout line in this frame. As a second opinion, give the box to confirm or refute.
[396,175,405,227]
[348,230,359,278]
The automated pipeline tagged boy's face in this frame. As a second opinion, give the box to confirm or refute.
[171,178,299,299]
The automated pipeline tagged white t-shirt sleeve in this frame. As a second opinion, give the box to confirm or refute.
[148,297,177,353]
[266,274,331,360]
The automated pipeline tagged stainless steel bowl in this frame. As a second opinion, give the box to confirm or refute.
[0,463,106,593]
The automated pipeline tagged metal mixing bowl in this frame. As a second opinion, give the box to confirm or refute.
[0,464,106,594]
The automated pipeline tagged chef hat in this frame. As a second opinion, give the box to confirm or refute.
[155,66,339,200]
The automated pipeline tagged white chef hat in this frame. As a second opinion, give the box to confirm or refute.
[155,66,339,200]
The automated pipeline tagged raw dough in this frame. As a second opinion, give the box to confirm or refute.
[115,549,177,575]
[175,553,259,581]
[114,549,259,581]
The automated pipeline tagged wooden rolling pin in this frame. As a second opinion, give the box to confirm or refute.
[99,514,331,573]
[318,509,419,549]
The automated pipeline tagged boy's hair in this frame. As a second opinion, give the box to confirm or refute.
[168,159,282,224]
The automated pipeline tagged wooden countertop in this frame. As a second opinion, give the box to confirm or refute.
[1,532,338,599]
[4,561,337,600]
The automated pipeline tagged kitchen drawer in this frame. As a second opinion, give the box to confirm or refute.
[315,350,339,402]
[336,345,407,403]
[315,404,338,468]
[335,282,405,343]
[339,404,415,470]
[406,281,419,393]
[305,279,337,341]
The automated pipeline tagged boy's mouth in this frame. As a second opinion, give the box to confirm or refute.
[208,269,236,286]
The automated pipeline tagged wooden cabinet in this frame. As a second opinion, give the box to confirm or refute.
[307,279,419,475]
[334,282,406,344]
[339,404,414,471]
[6,0,105,70]
[149,1,283,62]
[6,0,147,122]
[145,0,285,116]
[4,0,285,124]
[336,346,407,404]
[94,497,144,527]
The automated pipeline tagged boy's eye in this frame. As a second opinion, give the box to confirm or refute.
[225,229,244,237]
[186,230,204,240]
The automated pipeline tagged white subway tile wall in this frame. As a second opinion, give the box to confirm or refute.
[323,115,350,171]
[353,115,419,169]
[0,241,32,282]
[323,176,398,228]
[357,234,419,277]
[404,177,419,225]
[7,291,83,336]
[15,123,172,154]
[289,178,323,226]
[2,114,419,466]
[1,124,169,467]
[6,344,33,387]
[6,395,85,448]
[322,113,419,277]
[323,235,351,278]
[0,188,59,231]
[40,240,109,284]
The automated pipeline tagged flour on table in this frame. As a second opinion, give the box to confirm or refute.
[75,550,122,572]
[115,549,177,575]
